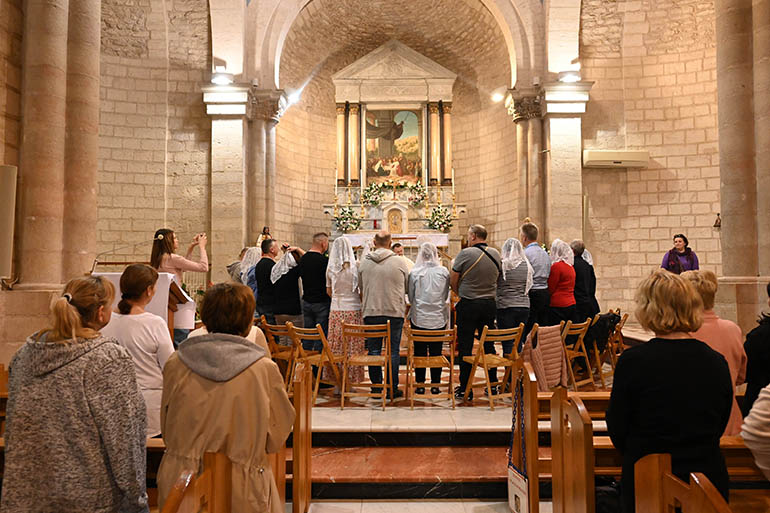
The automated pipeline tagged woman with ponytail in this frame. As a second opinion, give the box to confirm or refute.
[1,275,149,512]
[150,227,208,345]
[102,264,175,438]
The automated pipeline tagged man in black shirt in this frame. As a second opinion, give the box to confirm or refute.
[254,238,279,326]
[570,239,600,322]
[298,233,331,352]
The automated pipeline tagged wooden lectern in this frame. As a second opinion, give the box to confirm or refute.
[167,281,189,340]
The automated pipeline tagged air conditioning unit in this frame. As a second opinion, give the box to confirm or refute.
[582,150,649,168]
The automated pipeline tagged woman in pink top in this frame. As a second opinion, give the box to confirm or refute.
[151,228,209,345]
[683,270,747,435]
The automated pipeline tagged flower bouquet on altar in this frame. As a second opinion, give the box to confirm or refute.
[362,182,384,207]
[427,205,453,232]
[333,206,362,233]
[407,181,427,208]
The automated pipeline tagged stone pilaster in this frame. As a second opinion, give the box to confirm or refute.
[754,0,770,275]
[442,103,453,186]
[347,104,360,184]
[428,102,440,185]
[336,103,346,185]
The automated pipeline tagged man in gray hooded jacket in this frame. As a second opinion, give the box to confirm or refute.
[358,230,410,398]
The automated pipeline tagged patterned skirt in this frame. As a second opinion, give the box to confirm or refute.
[324,309,365,383]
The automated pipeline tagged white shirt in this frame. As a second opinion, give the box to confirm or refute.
[408,265,450,329]
[326,267,362,312]
[101,311,174,437]
[742,383,770,480]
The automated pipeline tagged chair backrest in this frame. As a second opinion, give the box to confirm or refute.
[292,363,313,513]
[550,388,595,513]
[260,316,292,351]
[561,319,591,347]
[161,452,231,513]
[342,322,391,355]
[287,323,329,360]
[405,326,456,353]
[478,323,525,357]
[634,453,733,513]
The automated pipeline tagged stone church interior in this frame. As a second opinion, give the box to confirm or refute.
[0,0,769,511]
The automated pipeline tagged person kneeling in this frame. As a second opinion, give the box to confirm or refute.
[157,282,295,513]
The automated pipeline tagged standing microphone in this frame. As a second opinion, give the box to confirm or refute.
[90,238,157,274]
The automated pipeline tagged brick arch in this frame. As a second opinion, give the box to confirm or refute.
[251,0,541,90]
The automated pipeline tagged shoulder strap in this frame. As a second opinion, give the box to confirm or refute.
[474,244,501,273]
[458,251,485,286]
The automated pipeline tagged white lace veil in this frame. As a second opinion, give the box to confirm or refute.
[239,246,262,282]
[550,238,574,266]
[328,236,358,290]
[270,251,297,284]
[501,237,534,293]
[582,248,594,266]
[413,242,440,272]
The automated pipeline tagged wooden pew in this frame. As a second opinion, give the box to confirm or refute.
[291,363,312,513]
[635,453,733,513]
[161,452,231,513]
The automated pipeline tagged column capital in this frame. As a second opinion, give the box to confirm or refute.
[247,87,289,123]
[428,102,440,114]
[442,102,452,114]
[348,103,360,115]
[541,81,594,117]
[507,90,543,123]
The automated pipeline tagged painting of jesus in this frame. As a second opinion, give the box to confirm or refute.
[365,109,422,185]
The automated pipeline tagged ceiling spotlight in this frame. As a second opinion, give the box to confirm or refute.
[557,70,581,83]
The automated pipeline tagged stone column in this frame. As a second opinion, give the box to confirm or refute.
[442,103,453,185]
[510,93,545,229]
[542,82,592,244]
[347,104,360,185]
[336,103,347,185]
[245,118,266,245]
[528,116,545,229]
[514,118,529,223]
[62,0,101,279]
[17,0,70,286]
[754,0,770,275]
[716,0,758,278]
[429,102,440,184]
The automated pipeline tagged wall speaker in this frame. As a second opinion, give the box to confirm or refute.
[0,165,17,278]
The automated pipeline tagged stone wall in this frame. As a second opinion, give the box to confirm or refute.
[97,0,211,272]
[581,0,720,316]
[0,0,22,165]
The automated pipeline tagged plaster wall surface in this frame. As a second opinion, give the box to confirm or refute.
[581,0,721,317]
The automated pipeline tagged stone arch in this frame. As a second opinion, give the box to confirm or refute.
[252,0,542,90]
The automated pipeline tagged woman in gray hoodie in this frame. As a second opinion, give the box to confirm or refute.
[1,275,149,513]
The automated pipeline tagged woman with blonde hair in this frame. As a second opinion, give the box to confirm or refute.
[102,264,175,438]
[682,270,746,435]
[607,269,732,513]
[1,276,148,512]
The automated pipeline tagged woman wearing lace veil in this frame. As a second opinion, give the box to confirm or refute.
[496,238,533,358]
[407,242,451,395]
[547,239,578,325]
[324,237,366,387]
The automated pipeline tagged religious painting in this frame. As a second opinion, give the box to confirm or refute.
[365,109,423,185]
[387,209,403,233]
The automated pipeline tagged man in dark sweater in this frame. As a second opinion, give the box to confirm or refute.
[253,238,279,326]
[570,239,600,322]
[298,233,331,352]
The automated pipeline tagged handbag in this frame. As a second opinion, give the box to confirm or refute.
[508,375,529,513]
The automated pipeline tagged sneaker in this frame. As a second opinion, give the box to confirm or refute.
[484,385,500,396]
[431,387,441,395]
[454,386,473,401]
[415,387,425,395]
[387,389,404,399]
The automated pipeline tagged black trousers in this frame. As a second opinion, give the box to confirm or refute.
[525,288,551,339]
[456,298,497,391]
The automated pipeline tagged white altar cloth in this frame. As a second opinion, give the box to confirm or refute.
[342,232,449,248]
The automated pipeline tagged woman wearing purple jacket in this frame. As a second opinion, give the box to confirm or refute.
[661,233,699,274]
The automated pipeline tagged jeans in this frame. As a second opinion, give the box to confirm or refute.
[173,328,190,349]
[456,298,497,392]
[411,324,444,384]
[364,315,404,391]
[302,300,330,352]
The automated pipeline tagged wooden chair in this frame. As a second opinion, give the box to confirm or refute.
[561,318,596,391]
[606,310,630,368]
[160,452,231,513]
[463,324,525,410]
[340,322,393,411]
[550,387,595,513]
[291,363,312,513]
[258,316,295,385]
[635,453,733,513]
[405,325,456,409]
[586,313,613,389]
[287,323,342,404]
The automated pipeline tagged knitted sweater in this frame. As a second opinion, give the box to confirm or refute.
[0,334,149,513]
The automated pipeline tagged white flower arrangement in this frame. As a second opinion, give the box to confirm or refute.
[427,205,453,232]
[333,206,362,233]
[362,182,384,207]
[407,181,427,208]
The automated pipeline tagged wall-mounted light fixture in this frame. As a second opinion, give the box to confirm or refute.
[211,66,234,86]
[557,70,581,83]
[490,86,507,103]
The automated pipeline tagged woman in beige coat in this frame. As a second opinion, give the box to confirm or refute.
[157,283,294,513]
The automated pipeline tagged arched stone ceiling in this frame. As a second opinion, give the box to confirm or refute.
[279,0,511,116]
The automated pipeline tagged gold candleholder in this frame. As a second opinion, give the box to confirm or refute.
[346,187,352,205]
[452,193,457,218]
[333,194,339,217]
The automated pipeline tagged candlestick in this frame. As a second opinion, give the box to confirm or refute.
[347,187,352,205]
[452,193,457,218]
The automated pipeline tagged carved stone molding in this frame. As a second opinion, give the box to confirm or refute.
[509,95,542,123]
[247,87,288,123]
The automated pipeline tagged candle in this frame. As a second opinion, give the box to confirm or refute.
[451,167,455,194]
[335,172,338,196]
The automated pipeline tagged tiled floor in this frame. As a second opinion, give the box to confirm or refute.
[286,500,553,512]
[312,405,514,432]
